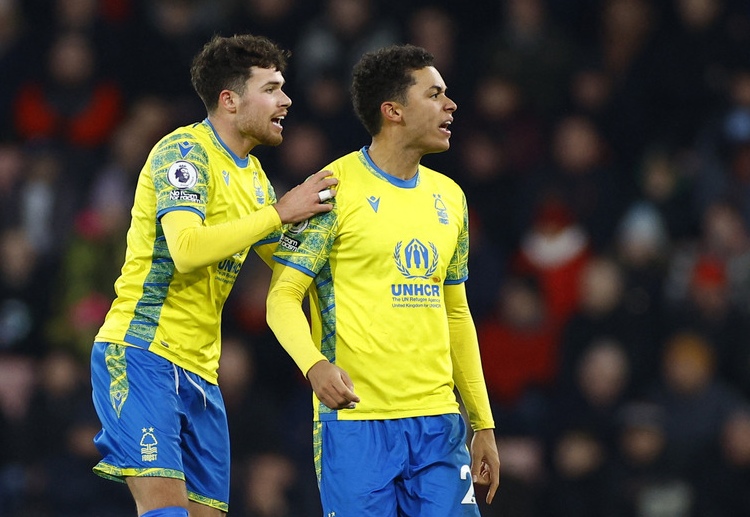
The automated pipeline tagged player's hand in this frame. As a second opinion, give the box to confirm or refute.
[306,360,360,410]
[273,170,338,224]
[470,429,500,504]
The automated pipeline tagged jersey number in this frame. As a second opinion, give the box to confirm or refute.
[460,464,476,505]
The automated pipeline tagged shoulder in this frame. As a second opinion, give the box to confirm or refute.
[154,122,211,158]
[419,165,464,195]
[326,150,367,177]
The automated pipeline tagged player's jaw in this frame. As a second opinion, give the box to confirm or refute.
[244,110,287,147]
[421,116,454,154]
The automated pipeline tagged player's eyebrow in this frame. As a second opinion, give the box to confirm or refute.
[427,85,445,95]
[262,80,284,88]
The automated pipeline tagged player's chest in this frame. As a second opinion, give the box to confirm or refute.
[335,185,461,259]
[205,165,268,222]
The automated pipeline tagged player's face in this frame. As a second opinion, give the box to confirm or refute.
[235,66,292,147]
[401,66,457,154]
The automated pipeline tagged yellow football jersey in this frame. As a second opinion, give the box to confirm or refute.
[274,147,470,421]
[96,119,280,383]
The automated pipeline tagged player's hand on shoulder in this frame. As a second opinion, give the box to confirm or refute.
[306,359,360,410]
[274,169,338,224]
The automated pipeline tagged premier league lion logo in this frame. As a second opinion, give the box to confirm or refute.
[167,161,198,189]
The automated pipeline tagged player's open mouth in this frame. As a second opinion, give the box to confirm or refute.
[272,116,285,129]
[439,120,452,135]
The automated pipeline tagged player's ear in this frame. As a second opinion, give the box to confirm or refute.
[381,101,402,123]
[218,89,237,113]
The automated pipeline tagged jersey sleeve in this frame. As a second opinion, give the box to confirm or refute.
[152,134,210,220]
[272,203,338,277]
[445,193,469,285]
[445,283,495,431]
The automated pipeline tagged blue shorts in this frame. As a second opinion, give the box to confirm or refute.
[90,342,229,512]
[316,414,481,517]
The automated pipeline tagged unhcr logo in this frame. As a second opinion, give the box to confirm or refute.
[393,238,438,280]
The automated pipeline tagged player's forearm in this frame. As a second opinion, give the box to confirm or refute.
[446,284,495,431]
[266,265,328,375]
[162,206,281,273]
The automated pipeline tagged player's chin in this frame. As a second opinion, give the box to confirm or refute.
[262,133,284,147]
[425,140,451,154]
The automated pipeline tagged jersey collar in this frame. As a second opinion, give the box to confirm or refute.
[203,118,250,168]
[361,146,419,188]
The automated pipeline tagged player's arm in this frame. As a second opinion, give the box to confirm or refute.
[162,207,281,273]
[445,282,494,429]
[266,263,359,409]
[162,169,339,273]
[445,281,500,503]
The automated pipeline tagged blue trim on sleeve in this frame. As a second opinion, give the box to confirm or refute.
[253,236,281,247]
[272,256,316,277]
[444,276,468,285]
[156,205,205,221]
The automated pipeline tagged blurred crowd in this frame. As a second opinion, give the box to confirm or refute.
[1,0,750,515]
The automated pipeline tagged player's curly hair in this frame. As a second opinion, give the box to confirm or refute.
[191,33,291,112]
[351,44,434,137]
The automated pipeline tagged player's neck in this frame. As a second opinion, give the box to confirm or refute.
[208,114,255,158]
[367,139,421,181]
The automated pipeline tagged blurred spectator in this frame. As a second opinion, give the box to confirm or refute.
[662,253,750,394]
[665,199,750,310]
[0,143,25,231]
[19,143,79,258]
[648,331,746,474]
[694,66,750,224]
[521,114,625,250]
[127,0,210,120]
[511,194,592,327]
[226,0,308,51]
[292,0,399,87]
[11,31,124,155]
[586,0,659,167]
[22,351,91,461]
[456,73,547,248]
[647,0,743,150]
[613,202,670,385]
[478,275,558,434]
[483,0,578,116]
[605,401,697,517]
[274,121,333,186]
[479,436,545,517]
[549,338,632,452]
[0,228,53,357]
[232,451,318,516]
[542,427,611,517]
[20,399,134,516]
[219,334,282,463]
[0,354,35,514]
[44,194,129,357]
[0,0,27,141]
[293,67,367,158]
[696,407,750,516]
[291,0,397,155]
[558,255,656,393]
[465,211,508,323]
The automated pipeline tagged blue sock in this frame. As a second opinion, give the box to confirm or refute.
[140,507,189,517]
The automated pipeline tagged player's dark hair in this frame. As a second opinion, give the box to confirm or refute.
[190,33,291,112]
[351,44,434,136]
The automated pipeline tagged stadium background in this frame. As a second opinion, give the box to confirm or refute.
[1,0,750,515]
